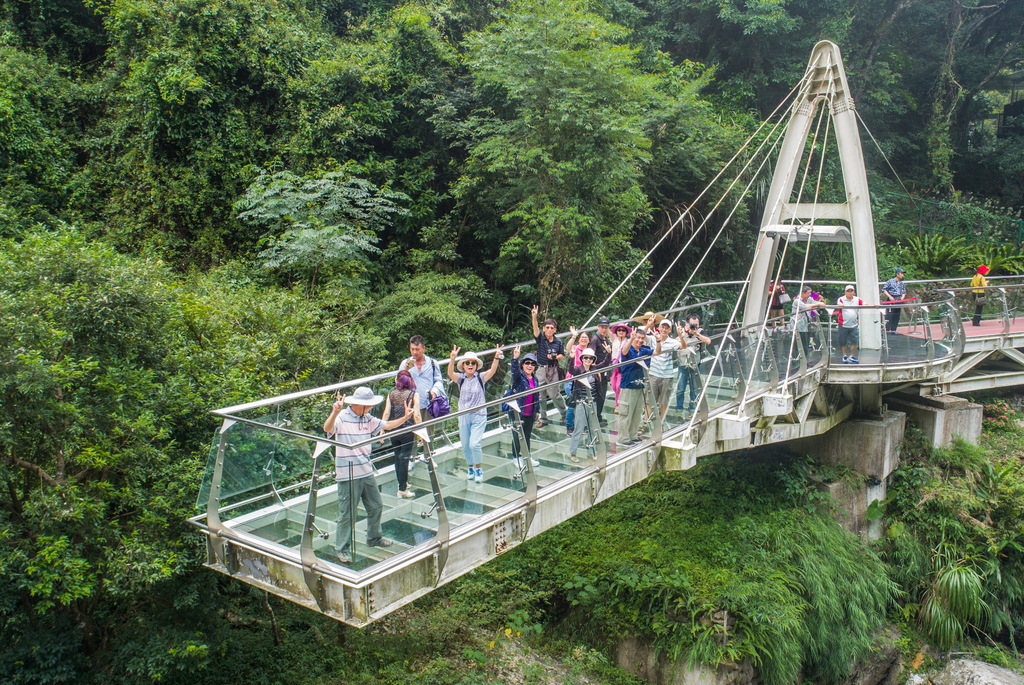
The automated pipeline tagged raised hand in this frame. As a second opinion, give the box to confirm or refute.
[450,345,460,360]
[531,304,539,317]
[513,345,521,359]
[569,325,578,336]
[494,345,505,360]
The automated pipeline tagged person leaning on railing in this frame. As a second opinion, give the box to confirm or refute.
[971,265,990,327]
[881,267,907,334]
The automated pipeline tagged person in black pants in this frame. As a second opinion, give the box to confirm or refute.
[382,370,421,498]
[508,347,541,468]
[881,268,907,333]
[590,317,614,424]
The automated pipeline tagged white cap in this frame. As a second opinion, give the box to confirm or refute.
[844,284,855,291]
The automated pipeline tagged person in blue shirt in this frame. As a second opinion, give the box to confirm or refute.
[614,329,659,449]
[881,268,907,333]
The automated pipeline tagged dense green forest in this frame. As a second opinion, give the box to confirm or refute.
[2,0,1024,681]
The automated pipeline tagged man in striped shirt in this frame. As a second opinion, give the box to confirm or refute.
[323,386,415,564]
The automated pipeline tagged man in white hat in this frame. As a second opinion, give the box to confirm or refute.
[323,386,415,564]
[649,319,682,420]
[836,284,862,364]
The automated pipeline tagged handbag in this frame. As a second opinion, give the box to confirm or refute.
[427,394,451,418]
[778,293,792,304]
[975,294,987,306]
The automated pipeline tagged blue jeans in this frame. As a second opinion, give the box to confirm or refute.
[675,367,699,409]
[459,412,487,466]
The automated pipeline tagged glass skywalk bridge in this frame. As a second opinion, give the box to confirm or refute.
[190,293,966,626]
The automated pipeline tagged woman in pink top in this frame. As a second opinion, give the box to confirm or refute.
[610,323,631,407]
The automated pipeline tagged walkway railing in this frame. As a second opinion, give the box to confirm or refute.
[192,289,971,585]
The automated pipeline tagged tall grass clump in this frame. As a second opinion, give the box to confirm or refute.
[497,454,897,684]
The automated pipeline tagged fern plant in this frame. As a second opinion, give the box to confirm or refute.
[897,234,970,279]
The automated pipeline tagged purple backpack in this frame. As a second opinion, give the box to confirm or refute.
[427,394,451,419]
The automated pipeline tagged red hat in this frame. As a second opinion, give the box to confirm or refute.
[978,265,990,275]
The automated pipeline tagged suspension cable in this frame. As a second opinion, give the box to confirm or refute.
[662,120,790,314]
[577,76,810,330]
[630,104,794,318]
[686,73,837,427]
[855,109,914,199]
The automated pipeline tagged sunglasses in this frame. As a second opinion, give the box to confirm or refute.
[522,361,537,365]
[581,356,596,361]
[463,361,478,366]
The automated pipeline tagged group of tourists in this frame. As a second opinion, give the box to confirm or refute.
[323,265,999,563]
[323,308,715,563]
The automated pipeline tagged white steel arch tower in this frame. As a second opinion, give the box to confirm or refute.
[743,40,882,350]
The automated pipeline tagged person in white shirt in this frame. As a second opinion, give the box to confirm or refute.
[648,319,682,420]
[836,284,862,364]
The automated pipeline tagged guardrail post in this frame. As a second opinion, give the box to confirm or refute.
[999,287,1010,335]
[299,441,331,611]
[923,305,936,363]
[206,419,236,537]
[419,439,450,584]
[506,410,538,533]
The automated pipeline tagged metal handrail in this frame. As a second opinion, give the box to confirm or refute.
[212,299,720,416]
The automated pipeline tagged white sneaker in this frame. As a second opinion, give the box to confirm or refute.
[474,470,483,483]
[530,458,540,467]
[466,469,474,480]
[512,457,524,471]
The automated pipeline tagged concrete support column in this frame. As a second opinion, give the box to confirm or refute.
[887,393,982,447]
[792,410,905,538]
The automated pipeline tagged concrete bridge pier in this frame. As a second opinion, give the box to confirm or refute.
[886,393,982,448]
[791,387,905,537]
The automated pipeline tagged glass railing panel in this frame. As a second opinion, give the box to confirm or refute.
[934,300,964,359]
[215,422,315,546]
[805,318,827,368]
[700,334,743,411]
[738,327,773,399]
[196,419,315,521]
[1001,285,1024,330]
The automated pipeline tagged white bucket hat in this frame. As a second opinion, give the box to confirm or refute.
[345,386,384,406]
[458,351,484,373]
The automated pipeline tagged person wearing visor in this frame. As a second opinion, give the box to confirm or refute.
[567,349,600,463]
[508,345,541,469]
